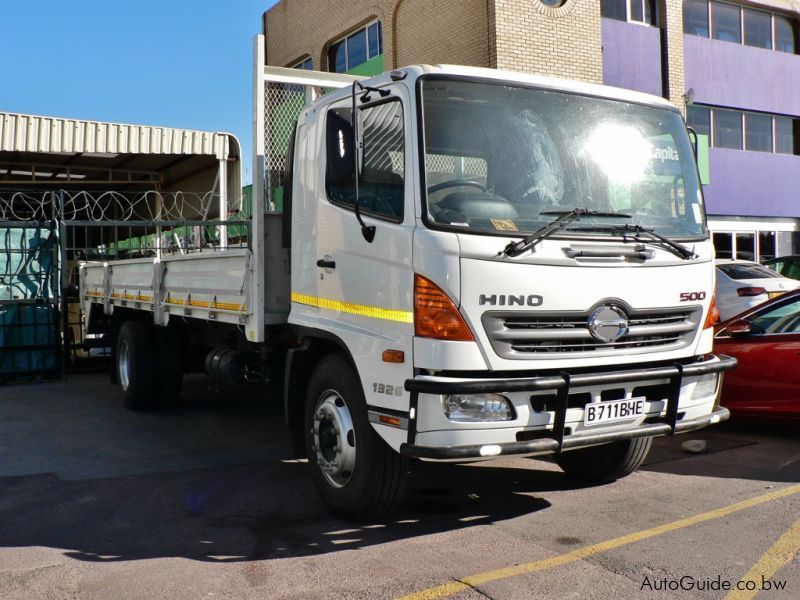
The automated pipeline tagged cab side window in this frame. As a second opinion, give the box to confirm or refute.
[325,100,405,221]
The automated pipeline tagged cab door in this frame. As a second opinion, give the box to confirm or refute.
[312,90,415,410]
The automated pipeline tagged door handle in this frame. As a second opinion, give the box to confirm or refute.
[316,259,336,269]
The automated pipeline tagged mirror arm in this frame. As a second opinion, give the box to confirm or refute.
[352,82,375,243]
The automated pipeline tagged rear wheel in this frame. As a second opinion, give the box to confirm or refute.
[116,321,156,411]
[304,353,408,521]
[555,437,652,483]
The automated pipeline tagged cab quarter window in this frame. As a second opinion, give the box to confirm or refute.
[325,100,405,221]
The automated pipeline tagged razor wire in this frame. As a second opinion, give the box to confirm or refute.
[0,190,220,222]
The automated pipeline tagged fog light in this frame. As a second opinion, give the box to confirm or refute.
[443,394,515,422]
[691,374,718,400]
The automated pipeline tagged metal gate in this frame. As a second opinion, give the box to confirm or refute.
[1,189,239,382]
[0,221,61,383]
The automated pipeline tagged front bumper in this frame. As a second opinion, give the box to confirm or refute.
[400,354,737,460]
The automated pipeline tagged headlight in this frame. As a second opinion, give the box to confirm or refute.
[443,394,515,422]
[691,374,719,400]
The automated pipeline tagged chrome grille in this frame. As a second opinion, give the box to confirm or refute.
[483,307,702,359]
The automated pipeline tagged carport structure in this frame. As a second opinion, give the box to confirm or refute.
[0,111,241,382]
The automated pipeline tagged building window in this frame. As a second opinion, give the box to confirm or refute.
[694,105,800,156]
[684,0,710,36]
[293,57,313,70]
[713,232,733,259]
[774,15,798,53]
[743,8,772,49]
[539,0,566,7]
[713,109,743,150]
[687,105,711,138]
[685,1,798,55]
[601,0,657,25]
[759,231,777,261]
[775,116,800,155]
[601,0,626,21]
[712,2,741,43]
[744,113,772,152]
[328,21,383,73]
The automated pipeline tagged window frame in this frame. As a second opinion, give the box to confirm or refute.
[711,1,743,44]
[327,19,383,73]
[744,111,773,152]
[601,0,658,26]
[685,0,798,55]
[323,96,407,224]
[694,104,800,156]
[712,107,744,150]
[292,57,313,70]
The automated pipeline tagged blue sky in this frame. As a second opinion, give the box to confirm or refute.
[1,0,279,184]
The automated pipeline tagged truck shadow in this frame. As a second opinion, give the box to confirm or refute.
[0,459,575,563]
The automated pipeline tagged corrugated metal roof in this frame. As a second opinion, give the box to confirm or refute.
[0,112,234,159]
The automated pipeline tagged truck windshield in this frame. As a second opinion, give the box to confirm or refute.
[419,78,707,240]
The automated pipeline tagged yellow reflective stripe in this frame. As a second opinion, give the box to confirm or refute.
[291,292,413,324]
[111,293,153,302]
[165,298,247,312]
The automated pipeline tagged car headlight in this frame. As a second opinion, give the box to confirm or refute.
[691,374,719,400]
[443,394,515,422]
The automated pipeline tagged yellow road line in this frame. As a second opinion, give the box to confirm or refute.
[725,516,800,600]
[291,292,413,324]
[397,484,800,600]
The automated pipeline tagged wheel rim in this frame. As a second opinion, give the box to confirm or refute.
[118,340,131,391]
[311,389,356,488]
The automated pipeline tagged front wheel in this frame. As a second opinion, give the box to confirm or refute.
[304,353,408,521]
[555,437,652,483]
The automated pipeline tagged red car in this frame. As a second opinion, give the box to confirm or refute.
[714,290,800,422]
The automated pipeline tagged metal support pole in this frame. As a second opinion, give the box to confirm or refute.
[219,158,228,250]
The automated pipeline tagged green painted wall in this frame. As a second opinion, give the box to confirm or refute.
[347,54,384,77]
[696,134,710,185]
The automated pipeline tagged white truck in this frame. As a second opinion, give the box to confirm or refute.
[81,36,736,520]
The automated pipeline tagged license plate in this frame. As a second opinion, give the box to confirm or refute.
[584,398,645,427]
[768,291,785,299]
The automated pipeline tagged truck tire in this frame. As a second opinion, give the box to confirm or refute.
[304,353,408,521]
[555,436,652,483]
[116,321,156,411]
[154,325,183,404]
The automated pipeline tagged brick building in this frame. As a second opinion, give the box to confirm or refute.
[263,0,800,260]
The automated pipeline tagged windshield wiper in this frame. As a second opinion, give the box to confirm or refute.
[501,208,631,258]
[567,224,697,260]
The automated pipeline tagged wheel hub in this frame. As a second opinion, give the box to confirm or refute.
[311,390,356,488]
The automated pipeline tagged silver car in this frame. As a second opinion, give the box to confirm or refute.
[715,259,800,322]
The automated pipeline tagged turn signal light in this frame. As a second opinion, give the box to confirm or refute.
[414,274,474,341]
[736,287,767,297]
[704,294,720,329]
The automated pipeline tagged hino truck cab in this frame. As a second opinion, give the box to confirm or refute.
[283,65,735,519]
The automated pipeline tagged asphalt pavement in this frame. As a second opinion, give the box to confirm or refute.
[0,374,797,599]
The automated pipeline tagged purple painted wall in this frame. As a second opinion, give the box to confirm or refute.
[702,149,800,217]
[601,19,662,97]
[684,35,800,116]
